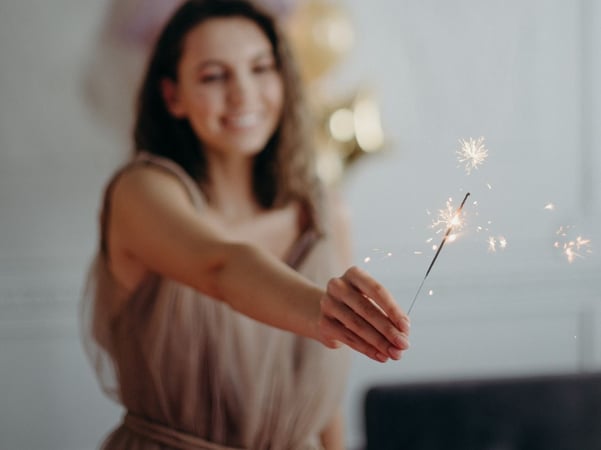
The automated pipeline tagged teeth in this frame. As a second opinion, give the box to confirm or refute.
[226,113,260,128]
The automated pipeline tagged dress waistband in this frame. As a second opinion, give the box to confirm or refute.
[123,413,244,450]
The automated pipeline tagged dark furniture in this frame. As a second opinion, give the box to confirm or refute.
[364,372,601,450]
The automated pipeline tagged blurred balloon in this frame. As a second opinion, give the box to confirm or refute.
[115,0,182,47]
[254,0,299,18]
[314,88,386,185]
[286,0,354,84]
[284,0,386,185]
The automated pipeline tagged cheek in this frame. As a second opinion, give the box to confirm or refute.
[263,76,285,113]
[184,84,223,118]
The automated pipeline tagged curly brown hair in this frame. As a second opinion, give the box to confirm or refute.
[133,0,323,230]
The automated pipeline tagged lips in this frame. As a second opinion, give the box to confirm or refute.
[223,112,261,129]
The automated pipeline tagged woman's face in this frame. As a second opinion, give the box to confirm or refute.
[164,17,284,159]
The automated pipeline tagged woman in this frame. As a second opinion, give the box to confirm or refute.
[82,1,410,448]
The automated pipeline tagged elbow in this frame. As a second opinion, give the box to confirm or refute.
[199,241,254,304]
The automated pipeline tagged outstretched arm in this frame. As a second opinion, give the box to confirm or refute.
[110,166,410,362]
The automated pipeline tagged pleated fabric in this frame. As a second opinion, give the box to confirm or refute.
[81,152,350,450]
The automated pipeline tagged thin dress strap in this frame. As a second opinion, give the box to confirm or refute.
[99,152,205,259]
[284,228,320,269]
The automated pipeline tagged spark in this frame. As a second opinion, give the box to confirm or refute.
[553,226,592,263]
[498,236,507,249]
[487,235,507,253]
[457,137,488,175]
[431,198,467,235]
[363,248,394,264]
[544,202,556,211]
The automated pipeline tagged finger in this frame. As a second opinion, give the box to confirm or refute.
[326,277,409,353]
[327,293,404,359]
[343,266,410,332]
[322,316,391,363]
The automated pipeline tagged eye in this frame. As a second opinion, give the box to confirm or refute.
[253,61,276,74]
[199,72,227,83]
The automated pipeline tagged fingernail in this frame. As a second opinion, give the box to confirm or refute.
[394,334,410,349]
[376,352,388,362]
[388,346,402,360]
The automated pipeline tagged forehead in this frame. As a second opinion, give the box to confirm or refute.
[180,16,274,65]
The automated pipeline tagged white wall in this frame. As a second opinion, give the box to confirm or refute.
[337,0,601,446]
[0,1,599,449]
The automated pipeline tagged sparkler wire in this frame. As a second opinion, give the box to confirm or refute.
[407,192,471,315]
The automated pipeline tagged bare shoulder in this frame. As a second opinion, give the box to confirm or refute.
[111,163,193,211]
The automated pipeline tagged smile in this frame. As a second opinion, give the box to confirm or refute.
[223,113,261,129]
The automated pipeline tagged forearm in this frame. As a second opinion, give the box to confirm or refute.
[212,242,323,340]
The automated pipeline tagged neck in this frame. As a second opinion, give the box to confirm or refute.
[203,153,261,222]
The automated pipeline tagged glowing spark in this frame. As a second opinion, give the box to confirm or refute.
[428,290,433,296]
[431,198,467,235]
[486,183,493,190]
[487,235,508,253]
[413,251,423,255]
[363,248,394,264]
[408,193,471,315]
[457,137,488,174]
[499,236,507,249]
[554,226,592,263]
[544,203,556,211]
[487,236,497,252]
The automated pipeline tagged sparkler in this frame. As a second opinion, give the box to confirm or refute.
[407,192,471,315]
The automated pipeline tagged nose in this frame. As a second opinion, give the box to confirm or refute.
[227,73,253,108]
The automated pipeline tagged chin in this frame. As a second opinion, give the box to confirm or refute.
[230,132,275,155]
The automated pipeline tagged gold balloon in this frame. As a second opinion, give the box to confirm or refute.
[285,0,387,185]
[286,0,354,83]
[314,89,386,185]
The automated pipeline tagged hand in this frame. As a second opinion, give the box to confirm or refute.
[318,266,411,362]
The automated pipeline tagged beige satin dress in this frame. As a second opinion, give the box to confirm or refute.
[81,153,350,449]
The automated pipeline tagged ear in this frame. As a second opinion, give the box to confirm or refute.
[160,78,187,118]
